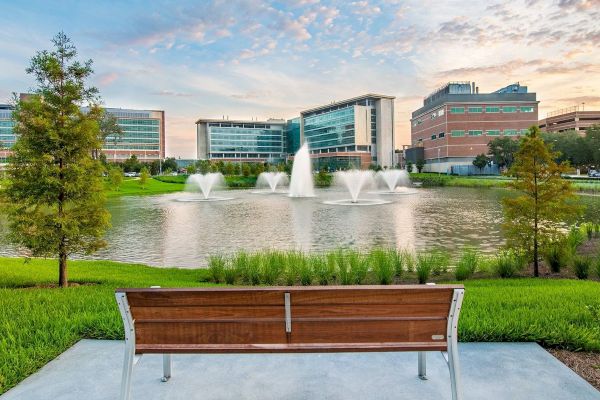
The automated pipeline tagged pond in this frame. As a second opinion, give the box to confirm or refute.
[1,187,598,267]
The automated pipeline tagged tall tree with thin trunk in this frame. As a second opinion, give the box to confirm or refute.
[502,126,581,277]
[3,32,110,287]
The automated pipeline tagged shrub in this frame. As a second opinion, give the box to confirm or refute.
[207,255,226,283]
[335,250,352,285]
[573,256,591,280]
[416,253,434,284]
[582,223,595,240]
[567,226,585,255]
[348,250,368,284]
[595,254,600,279]
[370,248,394,284]
[311,254,332,285]
[493,250,522,278]
[594,224,600,239]
[455,249,479,281]
[544,243,569,273]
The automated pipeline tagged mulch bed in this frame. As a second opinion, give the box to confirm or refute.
[548,349,600,391]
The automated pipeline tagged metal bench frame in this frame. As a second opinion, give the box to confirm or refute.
[116,287,464,400]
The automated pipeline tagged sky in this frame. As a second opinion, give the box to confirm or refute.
[0,0,599,158]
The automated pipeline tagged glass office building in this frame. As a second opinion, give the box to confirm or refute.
[196,118,287,163]
[286,117,301,155]
[300,94,395,169]
[0,104,16,164]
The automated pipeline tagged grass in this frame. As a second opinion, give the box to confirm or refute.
[1,255,600,394]
[105,177,185,197]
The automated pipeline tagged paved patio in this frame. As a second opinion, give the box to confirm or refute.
[2,340,599,400]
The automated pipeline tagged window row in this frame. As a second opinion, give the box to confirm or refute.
[450,106,534,114]
[450,129,528,137]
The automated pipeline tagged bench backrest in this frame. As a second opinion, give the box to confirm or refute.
[116,285,464,353]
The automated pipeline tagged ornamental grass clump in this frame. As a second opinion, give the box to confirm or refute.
[572,256,591,280]
[567,226,585,255]
[335,249,352,285]
[544,242,569,273]
[207,254,226,283]
[493,250,523,278]
[583,223,595,240]
[239,252,261,285]
[370,248,394,284]
[416,253,434,284]
[389,248,404,278]
[311,254,333,285]
[223,261,237,285]
[402,250,415,272]
[430,249,450,276]
[348,250,368,284]
[594,254,600,279]
[455,249,479,281]
[261,251,285,285]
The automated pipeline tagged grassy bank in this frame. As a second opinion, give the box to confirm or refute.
[1,256,599,394]
[410,173,600,192]
[105,177,185,197]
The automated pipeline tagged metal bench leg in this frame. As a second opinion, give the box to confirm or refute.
[120,339,134,400]
[418,352,427,380]
[162,354,172,382]
[447,342,462,400]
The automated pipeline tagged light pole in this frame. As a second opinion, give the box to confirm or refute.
[438,148,441,175]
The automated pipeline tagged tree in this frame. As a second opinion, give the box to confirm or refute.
[406,161,413,173]
[241,163,251,177]
[416,159,425,173]
[3,32,110,287]
[123,155,141,172]
[97,112,123,160]
[502,126,581,277]
[472,153,489,173]
[488,137,519,170]
[198,160,211,174]
[139,166,150,189]
[109,166,123,190]
[186,163,197,174]
[162,157,178,173]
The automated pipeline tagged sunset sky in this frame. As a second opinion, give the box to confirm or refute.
[1,0,599,158]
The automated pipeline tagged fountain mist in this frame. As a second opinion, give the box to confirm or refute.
[376,169,411,192]
[335,170,376,203]
[256,172,289,193]
[289,143,315,197]
[185,173,225,199]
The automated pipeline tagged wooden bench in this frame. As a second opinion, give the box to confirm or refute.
[116,285,464,400]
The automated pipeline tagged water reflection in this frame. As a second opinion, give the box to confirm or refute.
[1,187,598,268]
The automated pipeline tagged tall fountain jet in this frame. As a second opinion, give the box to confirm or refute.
[181,172,232,201]
[374,169,416,194]
[289,143,315,197]
[324,170,390,205]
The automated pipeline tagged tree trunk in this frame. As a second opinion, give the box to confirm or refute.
[533,231,539,277]
[58,248,68,287]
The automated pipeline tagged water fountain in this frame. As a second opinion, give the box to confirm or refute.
[177,172,233,202]
[372,169,418,195]
[289,143,315,198]
[253,172,289,194]
[324,170,391,206]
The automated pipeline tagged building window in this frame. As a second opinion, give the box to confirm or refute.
[450,107,464,114]
[503,106,517,113]
[520,129,529,135]
[438,132,445,138]
[431,113,437,120]
[521,106,534,113]
[468,130,483,136]
[431,134,437,140]
[504,129,518,136]
[438,109,445,116]
[485,106,500,113]
[486,130,501,136]
[451,130,465,137]
[468,107,482,113]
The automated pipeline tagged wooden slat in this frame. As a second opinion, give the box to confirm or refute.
[135,321,287,345]
[125,290,285,307]
[291,319,447,344]
[135,342,448,354]
[291,304,451,318]
[130,305,284,321]
[290,289,454,305]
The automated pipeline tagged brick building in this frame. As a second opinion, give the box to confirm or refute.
[410,82,538,172]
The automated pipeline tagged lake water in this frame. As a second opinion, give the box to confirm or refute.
[1,187,598,268]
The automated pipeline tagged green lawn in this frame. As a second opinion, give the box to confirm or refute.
[105,177,185,197]
[1,256,599,394]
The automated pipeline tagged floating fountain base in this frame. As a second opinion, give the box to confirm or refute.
[174,196,234,202]
[288,194,317,198]
[367,188,419,195]
[322,198,391,206]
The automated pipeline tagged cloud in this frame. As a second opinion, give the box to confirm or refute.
[436,59,548,77]
[150,90,194,97]
[97,72,118,86]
